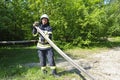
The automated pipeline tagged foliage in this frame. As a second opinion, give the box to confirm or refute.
[0,0,120,46]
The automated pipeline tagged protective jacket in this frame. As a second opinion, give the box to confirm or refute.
[32,24,52,50]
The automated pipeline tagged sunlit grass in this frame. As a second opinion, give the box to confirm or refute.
[65,36,120,58]
[0,65,82,80]
[65,47,109,59]
[108,37,120,42]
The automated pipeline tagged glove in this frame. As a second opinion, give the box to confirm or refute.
[33,21,39,27]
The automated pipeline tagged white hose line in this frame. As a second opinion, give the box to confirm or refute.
[35,26,95,80]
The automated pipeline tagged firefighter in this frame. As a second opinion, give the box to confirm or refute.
[32,14,58,77]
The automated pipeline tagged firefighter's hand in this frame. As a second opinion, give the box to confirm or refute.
[33,23,36,27]
[33,21,39,27]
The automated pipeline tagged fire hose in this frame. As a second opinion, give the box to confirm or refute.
[35,26,95,80]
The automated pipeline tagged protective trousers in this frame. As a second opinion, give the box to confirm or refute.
[38,48,56,71]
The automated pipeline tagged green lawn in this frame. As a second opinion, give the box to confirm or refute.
[0,45,82,80]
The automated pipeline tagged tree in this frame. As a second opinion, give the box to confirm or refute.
[0,0,120,47]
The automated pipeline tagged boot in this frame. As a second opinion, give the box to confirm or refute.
[42,70,47,74]
[51,69,59,77]
[41,67,47,74]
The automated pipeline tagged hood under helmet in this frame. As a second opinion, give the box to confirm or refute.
[40,14,50,25]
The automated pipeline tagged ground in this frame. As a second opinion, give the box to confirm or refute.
[1,36,120,80]
[56,47,120,80]
[25,47,120,80]
[88,47,120,80]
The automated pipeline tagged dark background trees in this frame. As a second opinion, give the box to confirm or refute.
[0,0,120,46]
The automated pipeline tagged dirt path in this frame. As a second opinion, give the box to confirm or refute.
[56,47,120,80]
[88,47,120,80]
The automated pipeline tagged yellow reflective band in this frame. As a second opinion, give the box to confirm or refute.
[50,66,56,69]
[48,32,52,34]
[41,67,46,70]
[37,43,51,49]
[33,33,38,36]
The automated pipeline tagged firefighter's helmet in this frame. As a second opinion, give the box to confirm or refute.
[40,14,49,19]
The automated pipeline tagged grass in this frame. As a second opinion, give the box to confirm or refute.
[90,37,120,48]
[65,47,107,59]
[0,66,82,80]
[0,46,38,65]
[0,37,120,80]
[0,45,82,80]
[65,37,120,59]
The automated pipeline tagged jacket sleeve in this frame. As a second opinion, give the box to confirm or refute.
[32,27,38,36]
[48,27,52,40]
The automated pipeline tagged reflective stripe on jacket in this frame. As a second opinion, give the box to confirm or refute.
[32,24,52,50]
